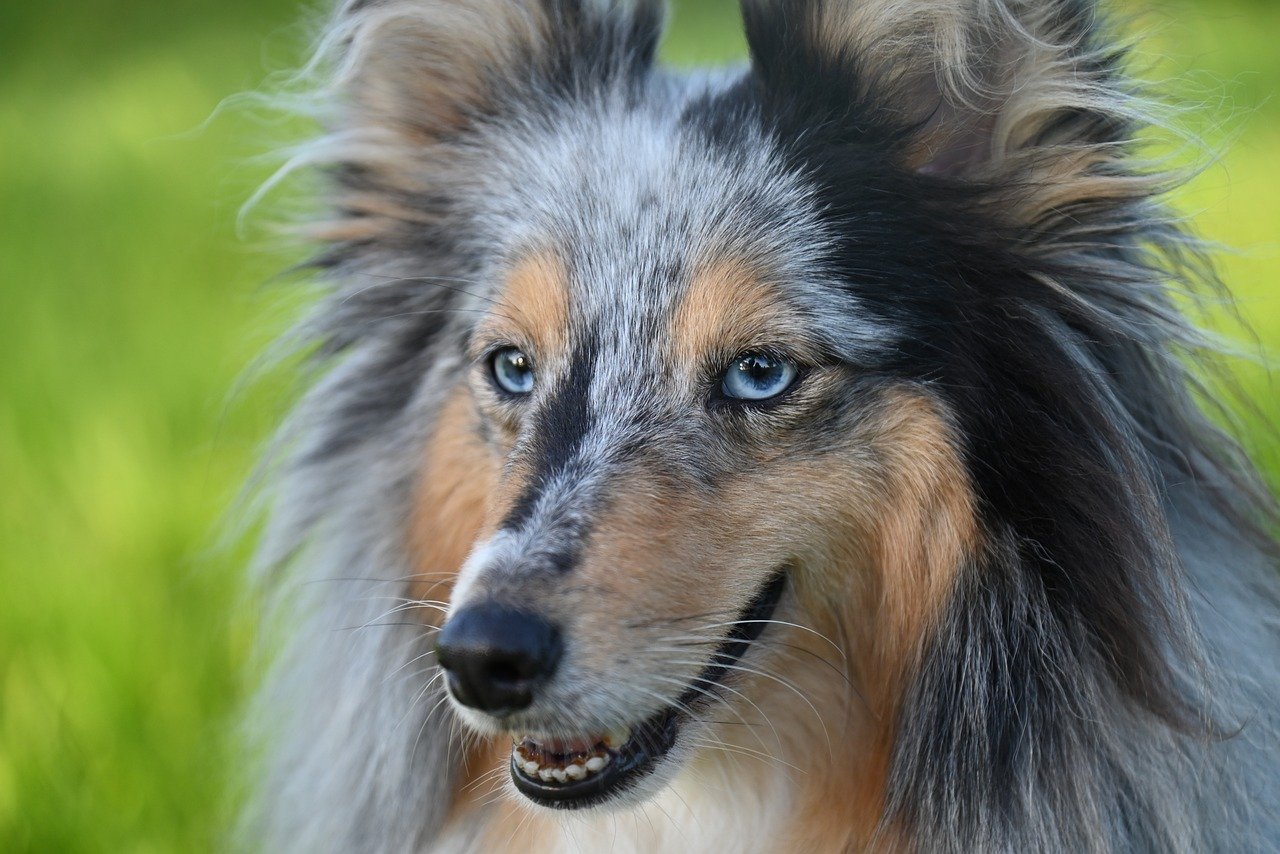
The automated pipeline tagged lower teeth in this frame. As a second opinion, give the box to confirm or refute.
[514,736,615,784]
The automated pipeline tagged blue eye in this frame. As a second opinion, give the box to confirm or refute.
[491,347,535,395]
[720,352,798,402]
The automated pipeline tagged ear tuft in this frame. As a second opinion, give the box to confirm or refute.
[742,0,1141,225]
[332,0,545,143]
[281,0,663,248]
[327,0,665,139]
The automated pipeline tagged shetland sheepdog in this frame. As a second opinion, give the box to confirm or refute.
[243,0,1280,850]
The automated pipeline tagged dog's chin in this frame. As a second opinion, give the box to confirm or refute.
[508,712,694,811]
[447,570,789,811]
[449,706,688,812]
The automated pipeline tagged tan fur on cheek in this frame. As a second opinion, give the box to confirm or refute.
[867,392,979,681]
[780,390,979,710]
[818,392,978,849]
[727,390,979,849]
[555,473,734,675]
[407,386,499,609]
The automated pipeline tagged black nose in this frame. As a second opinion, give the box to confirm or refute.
[435,603,563,714]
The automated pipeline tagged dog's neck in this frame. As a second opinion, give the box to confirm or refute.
[437,746,793,853]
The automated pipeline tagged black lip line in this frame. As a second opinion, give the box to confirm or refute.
[511,568,788,808]
[677,568,789,713]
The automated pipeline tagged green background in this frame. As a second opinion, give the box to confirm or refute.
[1,0,1276,849]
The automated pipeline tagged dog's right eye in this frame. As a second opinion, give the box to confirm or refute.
[719,352,799,403]
[490,347,535,395]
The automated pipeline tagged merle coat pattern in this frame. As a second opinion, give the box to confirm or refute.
[242,1,1280,851]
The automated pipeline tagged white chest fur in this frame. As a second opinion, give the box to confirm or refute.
[435,755,795,854]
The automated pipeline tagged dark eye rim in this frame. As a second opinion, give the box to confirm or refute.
[709,349,806,410]
[486,345,536,398]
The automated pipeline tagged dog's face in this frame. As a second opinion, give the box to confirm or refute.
[304,0,1160,824]
[410,109,976,810]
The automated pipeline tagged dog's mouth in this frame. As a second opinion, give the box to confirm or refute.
[509,569,788,809]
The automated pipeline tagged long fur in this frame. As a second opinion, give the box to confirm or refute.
[241,1,1280,851]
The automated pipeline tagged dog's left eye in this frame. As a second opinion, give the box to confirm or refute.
[720,352,798,402]
[491,347,535,395]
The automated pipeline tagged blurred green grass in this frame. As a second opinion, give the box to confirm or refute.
[0,0,1275,850]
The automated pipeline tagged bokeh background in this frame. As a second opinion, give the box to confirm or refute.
[1,0,1276,849]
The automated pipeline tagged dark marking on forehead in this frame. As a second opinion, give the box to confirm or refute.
[502,326,600,533]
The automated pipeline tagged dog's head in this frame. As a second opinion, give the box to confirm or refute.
[302,0,1209,823]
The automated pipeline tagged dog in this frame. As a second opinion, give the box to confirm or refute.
[242,0,1280,850]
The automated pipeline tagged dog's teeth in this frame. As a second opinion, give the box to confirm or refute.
[512,733,620,785]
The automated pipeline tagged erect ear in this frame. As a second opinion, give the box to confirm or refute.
[294,0,663,245]
[332,0,552,144]
[331,0,662,142]
[741,0,1127,190]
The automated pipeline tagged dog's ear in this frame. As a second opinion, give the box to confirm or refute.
[332,0,551,144]
[300,0,662,246]
[741,0,1124,188]
[330,0,663,143]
